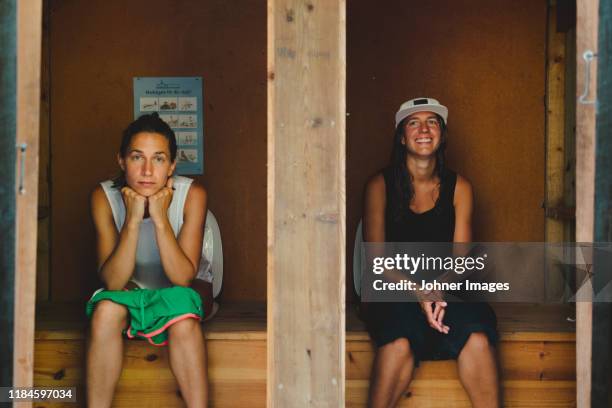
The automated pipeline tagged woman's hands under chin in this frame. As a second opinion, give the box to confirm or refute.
[121,186,147,228]
[148,177,174,227]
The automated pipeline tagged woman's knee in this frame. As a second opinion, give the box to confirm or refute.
[168,317,201,341]
[463,332,492,354]
[90,300,127,335]
[379,338,413,360]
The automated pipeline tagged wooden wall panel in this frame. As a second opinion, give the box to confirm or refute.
[347,0,548,301]
[48,0,267,302]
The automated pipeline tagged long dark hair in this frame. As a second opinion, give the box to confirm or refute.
[388,114,448,221]
[112,113,177,188]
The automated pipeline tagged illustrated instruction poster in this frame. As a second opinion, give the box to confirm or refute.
[133,77,204,175]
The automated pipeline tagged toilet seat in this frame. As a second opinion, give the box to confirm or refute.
[202,210,223,298]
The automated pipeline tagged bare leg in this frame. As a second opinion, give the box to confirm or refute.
[167,318,208,408]
[368,338,415,408]
[457,332,500,408]
[86,300,128,408]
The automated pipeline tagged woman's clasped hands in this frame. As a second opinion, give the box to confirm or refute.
[416,288,450,334]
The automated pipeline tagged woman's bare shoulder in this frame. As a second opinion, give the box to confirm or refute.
[91,184,110,210]
[184,180,207,220]
[364,171,387,214]
[90,184,114,226]
[186,180,207,202]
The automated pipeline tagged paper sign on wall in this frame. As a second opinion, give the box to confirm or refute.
[133,77,204,175]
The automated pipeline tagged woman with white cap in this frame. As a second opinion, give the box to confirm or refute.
[362,98,500,407]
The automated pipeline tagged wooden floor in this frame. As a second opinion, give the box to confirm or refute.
[34,302,576,407]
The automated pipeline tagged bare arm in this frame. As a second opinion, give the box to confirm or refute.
[438,175,476,284]
[91,185,144,290]
[453,175,474,243]
[151,181,207,287]
[363,173,386,243]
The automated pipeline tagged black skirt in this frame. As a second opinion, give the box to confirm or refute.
[364,301,498,366]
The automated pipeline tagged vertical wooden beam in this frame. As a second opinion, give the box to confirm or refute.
[546,0,569,302]
[546,0,567,246]
[591,0,612,404]
[37,0,50,302]
[564,26,576,244]
[267,0,346,406]
[575,0,598,407]
[14,0,43,392]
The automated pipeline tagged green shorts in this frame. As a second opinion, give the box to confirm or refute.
[86,286,204,346]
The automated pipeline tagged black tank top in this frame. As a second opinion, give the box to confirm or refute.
[383,167,457,242]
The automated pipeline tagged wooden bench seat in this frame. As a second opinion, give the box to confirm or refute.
[34,302,575,407]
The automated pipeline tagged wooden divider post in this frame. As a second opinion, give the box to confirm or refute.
[267,0,346,406]
[575,0,598,406]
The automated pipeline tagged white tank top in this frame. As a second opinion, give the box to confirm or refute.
[100,175,208,289]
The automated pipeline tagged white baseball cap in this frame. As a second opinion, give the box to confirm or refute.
[395,97,448,127]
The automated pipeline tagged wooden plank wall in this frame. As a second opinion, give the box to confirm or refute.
[575,0,599,406]
[15,0,43,390]
[267,0,345,406]
[46,1,267,302]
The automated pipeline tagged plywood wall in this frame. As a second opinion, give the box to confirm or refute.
[346,0,548,301]
[48,0,267,302]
